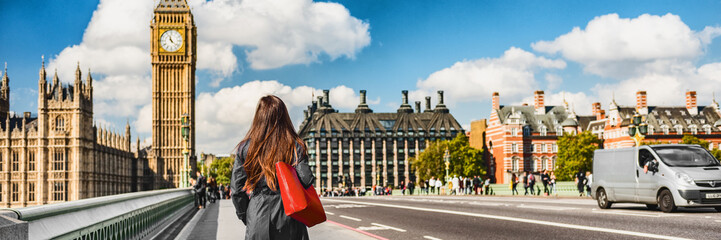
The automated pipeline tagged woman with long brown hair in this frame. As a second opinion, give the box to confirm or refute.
[231,95,315,239]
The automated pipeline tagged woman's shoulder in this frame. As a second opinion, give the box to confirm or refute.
[232,140,250,160]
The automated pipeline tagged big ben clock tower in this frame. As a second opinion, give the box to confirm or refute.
[150,0,196,188]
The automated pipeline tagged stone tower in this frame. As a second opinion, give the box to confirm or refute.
[150,0,196,188]
[0,63,9,120]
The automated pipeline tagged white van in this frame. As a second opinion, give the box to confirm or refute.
[591,144,721,212]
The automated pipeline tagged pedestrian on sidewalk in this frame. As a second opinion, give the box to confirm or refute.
[541,170,550,196]
[230,95,315,239]
[511,173,519,195]
[435,177,442,195]
[194,171,207,209]
[400,180,406,195]
[575,170,587,197]
[586,171,593,197]
[523,172,529,195]
[549,171,557,196]
[408,181,415,195]
[429,177,436,194]
[528,172,536,195]
[452,175,460,195]
[483,178,491,195]
[473,176,481,195]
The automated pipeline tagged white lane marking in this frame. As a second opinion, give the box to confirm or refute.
[357,226,389,231]
[371,223,406,232]
[324,199,690,240]
[325,211,335,215]
[516,204,577,211]
[593,211,663,218]
[340,215,362,221]
[423,236,442,240]
[715,220,721,223]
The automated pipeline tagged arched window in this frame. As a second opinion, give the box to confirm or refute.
[541,157,548,171]
[704,125,712,134]
[55,116,65,131]
[551,157,557,170]
[540,126,547,136]
[512,157,519,172]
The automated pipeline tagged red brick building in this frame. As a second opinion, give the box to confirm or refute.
[485,91,594,184]
[599,90,721,149]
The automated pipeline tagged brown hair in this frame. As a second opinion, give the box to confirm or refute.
[239,95,305,192]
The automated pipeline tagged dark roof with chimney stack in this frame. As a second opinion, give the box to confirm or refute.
[298,90,464,138]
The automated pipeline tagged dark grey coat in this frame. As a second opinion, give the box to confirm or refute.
[231,141,316,240]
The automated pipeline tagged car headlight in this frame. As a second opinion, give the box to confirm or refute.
[675,172,694,185]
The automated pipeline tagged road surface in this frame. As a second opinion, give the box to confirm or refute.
[321,195,721,240]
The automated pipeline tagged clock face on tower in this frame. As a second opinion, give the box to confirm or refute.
[160,29,183,52]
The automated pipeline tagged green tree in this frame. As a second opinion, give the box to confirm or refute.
[411,134,484,183]
[209,157,234,185]
[556,131,601,181]
[680,134,709,148]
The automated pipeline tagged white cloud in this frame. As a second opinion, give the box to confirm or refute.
[544,73,563,91]
[411,47,566,105]
[188,0,371,71]
[45,0,370,144]
[532,13,721,79]
[194,81,370,153]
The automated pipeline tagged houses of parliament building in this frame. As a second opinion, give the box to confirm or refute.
[0,62,144,208]
[0,0,198,207]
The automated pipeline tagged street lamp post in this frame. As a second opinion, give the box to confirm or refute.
[180,113,190,188]
[627,113,648,146]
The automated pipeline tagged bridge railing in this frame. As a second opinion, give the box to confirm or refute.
[0,188,195,240]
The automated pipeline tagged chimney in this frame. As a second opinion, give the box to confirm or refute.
[598,110,606,120]
[323,90,330,106]
[355,89,372,113]
[592,102,603,120]
[636,91,648,114]
[424,96,432,112]
[434,90,449,112]
[686,91,698,115]
[24,112,31,119]
[316,96,323,109]
[492,92,500,110]
[360,90,367,104]
[304,110,309,118]
[415,101,421,113]
[398,90,414,113]
[534,90,545,114]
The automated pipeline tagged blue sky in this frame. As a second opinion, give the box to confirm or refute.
[1,0,721,154]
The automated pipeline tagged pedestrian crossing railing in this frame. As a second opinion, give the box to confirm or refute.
[0,188,194,240]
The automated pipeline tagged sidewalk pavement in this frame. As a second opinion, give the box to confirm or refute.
[177,199,375,240]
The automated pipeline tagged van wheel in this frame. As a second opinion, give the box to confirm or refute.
[646,204,658,210]
[597,188,612,209]
[658,189,676,213]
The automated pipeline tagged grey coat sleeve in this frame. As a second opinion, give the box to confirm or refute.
[294,143,316,189]
[230,141,250,224]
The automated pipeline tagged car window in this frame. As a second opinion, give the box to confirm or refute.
[652,146,721,167]
[638,149,654,167]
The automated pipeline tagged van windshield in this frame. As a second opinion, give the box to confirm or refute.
[651,146,721,167]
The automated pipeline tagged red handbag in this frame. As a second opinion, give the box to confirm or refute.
[275,161,326,227]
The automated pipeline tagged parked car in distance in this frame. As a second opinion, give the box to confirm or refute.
[591,144,721,212]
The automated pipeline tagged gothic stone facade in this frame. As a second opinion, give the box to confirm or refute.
[0,63,145,208]
[298,90,464,191]
[149,0,197,189]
